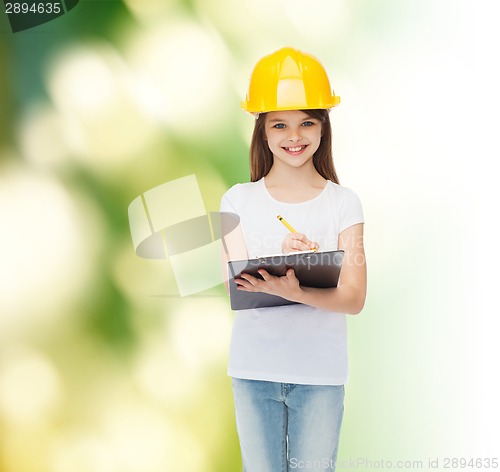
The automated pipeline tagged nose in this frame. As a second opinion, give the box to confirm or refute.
[287,127,302,142]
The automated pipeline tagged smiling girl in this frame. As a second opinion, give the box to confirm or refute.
[220,48,366,472]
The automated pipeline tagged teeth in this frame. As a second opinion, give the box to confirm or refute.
[286,146,304,152]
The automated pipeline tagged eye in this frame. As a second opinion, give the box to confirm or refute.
[302,121,315,127]
[273,123,286,129]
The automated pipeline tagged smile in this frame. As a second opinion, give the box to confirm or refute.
[282,145,307,153]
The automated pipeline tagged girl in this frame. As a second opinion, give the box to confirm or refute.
[220,47,366,472]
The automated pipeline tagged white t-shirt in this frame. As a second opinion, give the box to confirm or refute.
[220,177,364,385]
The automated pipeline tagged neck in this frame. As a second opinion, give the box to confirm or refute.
[265,160,324,187]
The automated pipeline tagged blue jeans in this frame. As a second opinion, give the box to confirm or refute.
[232,378,344,472]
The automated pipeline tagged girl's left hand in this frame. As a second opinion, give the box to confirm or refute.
[235,268,301,301]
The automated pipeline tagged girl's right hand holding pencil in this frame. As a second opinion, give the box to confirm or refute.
[282,233,319,254]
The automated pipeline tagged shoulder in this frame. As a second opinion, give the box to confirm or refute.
[221,180,262,201]
[221,182,242,200]
[324,182,364,229]
[220,180,262,210]
[324,181,362,204]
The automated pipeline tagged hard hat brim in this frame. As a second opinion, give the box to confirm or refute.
[241,95,340,113]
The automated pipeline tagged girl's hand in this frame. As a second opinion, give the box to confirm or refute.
[235,268,301,302]
[281,232,319,254]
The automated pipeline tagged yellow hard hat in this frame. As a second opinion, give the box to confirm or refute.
[241,47,340,113]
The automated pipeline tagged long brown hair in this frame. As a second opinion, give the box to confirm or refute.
[249,109,339,184]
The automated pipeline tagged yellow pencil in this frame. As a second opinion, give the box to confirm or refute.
[277,214,297,233]
[276,215,318,252]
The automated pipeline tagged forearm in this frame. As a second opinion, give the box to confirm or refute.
[292,284,365,315]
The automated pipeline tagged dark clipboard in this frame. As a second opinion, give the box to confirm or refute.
[228,250,344,310]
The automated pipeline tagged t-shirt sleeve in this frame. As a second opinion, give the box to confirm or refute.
[220,184,241,214]
[339,188,364,232]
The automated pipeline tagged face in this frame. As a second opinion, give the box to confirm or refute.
[264,110,322,170]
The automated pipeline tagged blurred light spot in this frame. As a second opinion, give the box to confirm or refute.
[134,342,200,404]
[126,20,229,134]
[0,349,62,425]
[51,433,119,472]
[133,298,232,405]
[123,0,177,24]
[102,404,205,471]
[48,47,116,115]
[0,167,100,337]
[18,103,68,168]
[196,0,292,48]
[50,404,205,472]
[169,298,232,370]
[282,0,349,42]
[112,244,172,304]
[239,113,256,148]
[45,44,159,168]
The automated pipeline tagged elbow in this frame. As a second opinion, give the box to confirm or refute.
[335,281,366,315]
[347,293,366,315]
[348,304,364,315]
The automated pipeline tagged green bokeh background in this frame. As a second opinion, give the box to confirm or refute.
[1,1,499,471]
